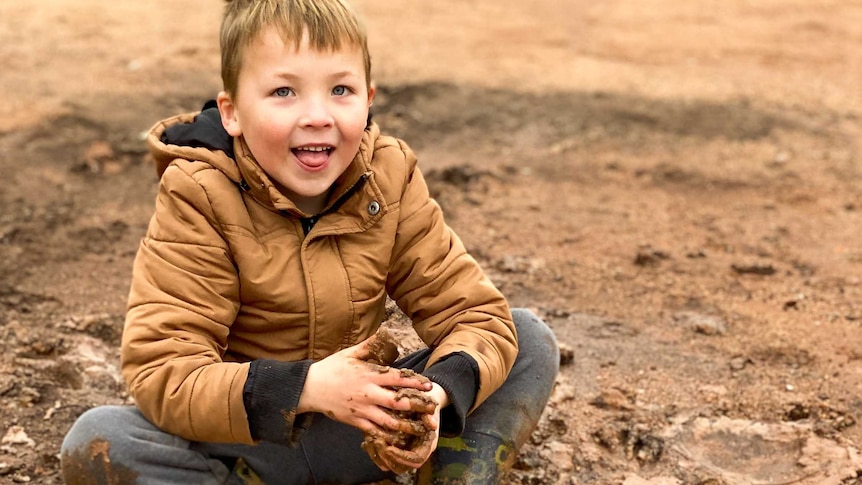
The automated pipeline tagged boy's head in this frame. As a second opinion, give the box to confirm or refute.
[220,0,371,96]
[215,0,376,215]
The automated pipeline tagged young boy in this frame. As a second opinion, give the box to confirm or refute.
[60,0,559,483]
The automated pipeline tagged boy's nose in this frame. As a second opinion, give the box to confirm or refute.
[299,97,334,128]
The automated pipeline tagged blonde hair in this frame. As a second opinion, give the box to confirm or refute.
[220,0,371,95]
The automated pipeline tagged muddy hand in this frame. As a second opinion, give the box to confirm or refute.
[362,435,414,474]
[373,409,436,446]
[377,412,437,467]
[363,406,438,472]
[394,387,437,415]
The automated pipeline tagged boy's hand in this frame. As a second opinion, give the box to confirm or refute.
[363,383,447,473]
[297,335,433,437]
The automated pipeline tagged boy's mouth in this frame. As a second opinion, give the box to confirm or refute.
[292,145,333,169]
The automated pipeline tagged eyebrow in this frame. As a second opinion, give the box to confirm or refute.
[274,70,361,81]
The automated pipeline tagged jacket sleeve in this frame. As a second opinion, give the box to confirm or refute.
[121,163,254,444]
[384,140,518,411]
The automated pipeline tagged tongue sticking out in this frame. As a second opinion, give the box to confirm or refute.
[294,148,330,168]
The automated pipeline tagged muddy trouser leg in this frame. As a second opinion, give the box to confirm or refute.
[60,405,233,484]
[415,308,560,484]
[60,405,394,485]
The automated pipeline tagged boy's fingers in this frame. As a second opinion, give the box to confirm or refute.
[421,412,438,432]
[383,445,422,464]
[393,388,437,414]
[360,438,390,472]
[397,368,431,384]
[357,402,418,436]
[354,418,386,440]
[382,442,431,468]
[367,430,401,445]
[344,335,375,361]
[384,416,427,436]
[372,438,412,474]
[373,368,432,391]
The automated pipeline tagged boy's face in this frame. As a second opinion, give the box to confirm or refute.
[218,26,374,214]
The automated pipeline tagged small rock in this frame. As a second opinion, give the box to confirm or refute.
[731,262,776,276]
[590,388,634,411]
[549,382,575,406]
[0,375,15,396]
[785,403,810,421]
[675,312,727,336]
[542,441,574,472]
[634,247,670,266]
[559,343,574,366]
[773,150,791,164]
[699,384,728,396]
[730,356,751,371]
[623,475,681,485]
[2,426,35,448]
[0,463,17,476]
[494,255,542,274]
[74,141,117,174]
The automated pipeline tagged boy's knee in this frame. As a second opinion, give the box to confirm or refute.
[61,406,144,482]
[511,308,560,373]
[62,405,175,462]
[62,406,128,453]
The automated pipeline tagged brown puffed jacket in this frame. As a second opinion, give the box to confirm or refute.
[121,112,517,444]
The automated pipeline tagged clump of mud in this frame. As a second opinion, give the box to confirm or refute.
[360,328,438,474]
[364,327,401,367]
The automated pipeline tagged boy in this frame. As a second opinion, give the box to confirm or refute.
[61,0,559,483]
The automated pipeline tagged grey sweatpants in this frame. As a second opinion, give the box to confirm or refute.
[60,309,559,484]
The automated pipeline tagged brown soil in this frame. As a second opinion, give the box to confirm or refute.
[2,1,862,484]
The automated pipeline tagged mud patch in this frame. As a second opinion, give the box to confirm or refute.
[61,438,140,485]
[665,417,862,485]
[365,327,401,366]
[0,285,59,313]
[372,83,800,157]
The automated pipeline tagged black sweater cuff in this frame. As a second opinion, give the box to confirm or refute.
[243,359,314,445]
[422,352,480,437]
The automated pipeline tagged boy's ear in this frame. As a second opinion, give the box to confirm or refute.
[217,91,243,137]
[367,83,376,108]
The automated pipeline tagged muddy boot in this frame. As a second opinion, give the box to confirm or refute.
[416,308,559,484]
[415,432,516,484]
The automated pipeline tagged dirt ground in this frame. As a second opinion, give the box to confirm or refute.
[2,0,862,483]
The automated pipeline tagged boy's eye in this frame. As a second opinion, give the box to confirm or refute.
[332,85,350,96]
[274,87,294,97]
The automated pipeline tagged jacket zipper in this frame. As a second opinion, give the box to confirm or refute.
[299,173,370,236]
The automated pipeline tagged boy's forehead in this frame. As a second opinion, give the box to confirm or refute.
[235,26,367,85]
[247,25,362,58]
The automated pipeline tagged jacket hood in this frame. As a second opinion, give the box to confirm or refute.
[148,101,241,182]
[163,100,233,158]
